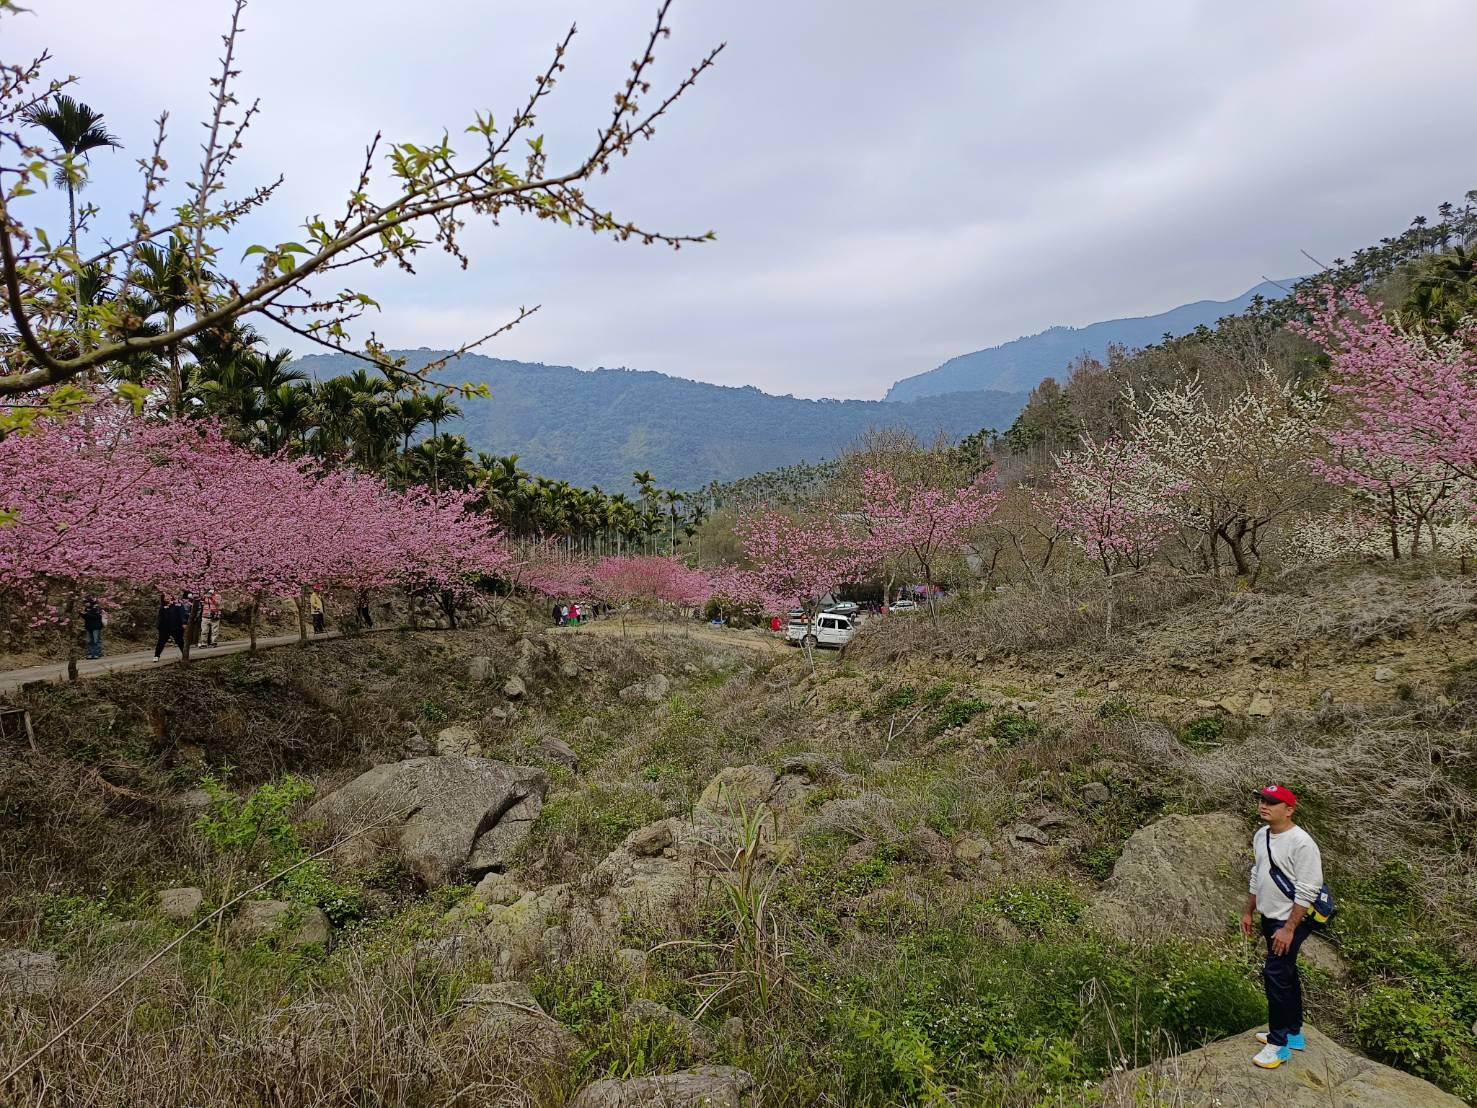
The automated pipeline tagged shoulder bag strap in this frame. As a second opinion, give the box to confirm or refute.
[1264,826,1298,901]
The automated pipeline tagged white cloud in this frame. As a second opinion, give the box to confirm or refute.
[9,0,1477,399]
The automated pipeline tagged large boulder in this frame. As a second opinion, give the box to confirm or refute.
[1103,1024,1465,1106]
[307,756,548,887]
[447,877,572,975]
[0,949,59,997]
[618,674,671,704]
[452,980,579,1066]
[158,887,204,922]
[571,819,702,944]
[1086,812,1246,940]
[570,1066,755,1108]
[230,900,331,947]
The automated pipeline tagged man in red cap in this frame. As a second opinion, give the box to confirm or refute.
[1241,783,1324,1069]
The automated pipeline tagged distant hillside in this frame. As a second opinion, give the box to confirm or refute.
[296,352,1027,489]
[885,279,1294,401]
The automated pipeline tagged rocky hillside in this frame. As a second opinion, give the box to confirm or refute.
[2,565,1475,1105]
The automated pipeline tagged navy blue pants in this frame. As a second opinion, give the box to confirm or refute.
[1262,914,1313,1045]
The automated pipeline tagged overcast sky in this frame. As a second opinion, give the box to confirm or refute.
[10,1,1477,398]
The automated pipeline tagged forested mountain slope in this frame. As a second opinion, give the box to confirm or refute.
[296,352,1027,489]
[885,279,1294,400]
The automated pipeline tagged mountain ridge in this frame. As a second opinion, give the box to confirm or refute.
[295,351,1028,490]
[884,278,1295,401]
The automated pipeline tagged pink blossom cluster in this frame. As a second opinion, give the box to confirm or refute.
[1035,437,1183,574]
[733,470,1003,608]
[0,403,511,621]
[855,468,1003,580]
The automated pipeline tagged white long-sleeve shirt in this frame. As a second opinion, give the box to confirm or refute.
[1249,824,1323,921]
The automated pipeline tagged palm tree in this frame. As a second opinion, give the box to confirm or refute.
[421,391,463,491]
[660,488,684,554]
[132,240,197,411]
[23,94,121,255]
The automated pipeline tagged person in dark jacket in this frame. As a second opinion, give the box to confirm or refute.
[83,596,105,659]
[154,595,186,660]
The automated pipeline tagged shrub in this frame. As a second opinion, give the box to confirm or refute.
[1178,715,1226,747]
[990,713,1042,747]
[986,881,1084,935]
[1355,985,1477,1099]
[1150,957,1265,1048]
[932,698,988,734]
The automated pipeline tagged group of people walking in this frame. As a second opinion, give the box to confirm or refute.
[551,601,608,626]
[80,586,363,664]
[152,589,224,661]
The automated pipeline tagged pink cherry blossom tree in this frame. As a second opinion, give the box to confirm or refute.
[1033,436,1182,575]
[853,468,1003,614]
[1298,288,1477,558]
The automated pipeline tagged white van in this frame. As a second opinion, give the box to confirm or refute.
[786,612,856,649]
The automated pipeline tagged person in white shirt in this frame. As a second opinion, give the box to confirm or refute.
[1241,783,1324,1069]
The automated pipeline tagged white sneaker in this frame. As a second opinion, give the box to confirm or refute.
[1252,1043,1290,1069]
[1257,1031,1305,1050]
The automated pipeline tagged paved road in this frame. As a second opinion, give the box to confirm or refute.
[547,618,785,655]
[0,629,361,695]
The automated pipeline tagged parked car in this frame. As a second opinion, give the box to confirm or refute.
[786,611,857,649]
[825,601,860,616]
[888,599,919,613]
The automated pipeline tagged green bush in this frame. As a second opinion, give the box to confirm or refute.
[1150,956,1265,1048]
[990,712,1042,747]
[1355,985,1477,1099]
[986,881,1084,934]
[932,697,987,734]
[1178,715,1225,747]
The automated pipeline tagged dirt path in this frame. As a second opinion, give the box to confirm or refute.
[0,628,379,695]
[547,618,786,655]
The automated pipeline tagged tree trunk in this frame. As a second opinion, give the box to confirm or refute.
[295,588,308,645]
[63,592,79,682]
[248,594,260,653]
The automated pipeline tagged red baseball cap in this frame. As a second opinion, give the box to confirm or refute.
[1256,784,1297,807]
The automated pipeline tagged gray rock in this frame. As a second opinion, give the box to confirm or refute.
[0,949,59,997]
[618,673,672,704]
[570,1066,755,1108]
[560,660,582,680]
[306,756,547,887]
[455,980,579,1064]
[1302,934,1349,979]
[778,752,849,784]
[158,886,204,922]
[230,900,331,947]
[625,821,675,858]
[434,723,481,757]
[612,947,649,980]
[1102,1023,1465,1106]
[537,735,579,770]
[1247,692,1275,717]
[1086,812,1245,940]
[1081,781,1111,807]
[1013,823,1050,846]
[1374,665,1396,683]
[502,674,527,700]
[487,707,509,722]
[467,656,495,683]
[447,884,571,976]
[720,1016,745,1050]
[167,788,213,816]
[952,835,991,864]
[626,998,716,1060]
[697,765,777,820]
